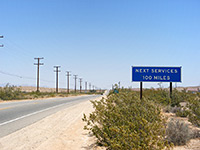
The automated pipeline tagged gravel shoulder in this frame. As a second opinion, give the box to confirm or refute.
[0,96,103,150]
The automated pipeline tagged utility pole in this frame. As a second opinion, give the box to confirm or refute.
[34,57,44,92]
[66,71,71,94]
[79,78,82,93]
[118,81,121,88]
[73,75,78,93]
[0,35,3,47]
[85,81,87,93]
[54,66,61,93]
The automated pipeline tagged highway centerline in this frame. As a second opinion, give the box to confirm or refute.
[0,107,13,111]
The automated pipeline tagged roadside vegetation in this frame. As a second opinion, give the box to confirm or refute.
[0,84,103,101]
[83,86,200,149]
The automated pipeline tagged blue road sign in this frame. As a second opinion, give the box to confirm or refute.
[132,66,181,82]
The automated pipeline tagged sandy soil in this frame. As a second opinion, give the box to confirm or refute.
[173,139,200,150]
[0,96,104,150]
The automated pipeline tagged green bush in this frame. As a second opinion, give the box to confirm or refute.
[187,96,200,127]
[83,90,172,150]
[175,107,190,118]
[143,88,190,107]
[0,84,25,100]
[143,89,171,106]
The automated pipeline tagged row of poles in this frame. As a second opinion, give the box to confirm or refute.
[34,57,99,93]
[0,36,99,93]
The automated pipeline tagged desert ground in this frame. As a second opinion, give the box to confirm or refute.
[0,89,199,150]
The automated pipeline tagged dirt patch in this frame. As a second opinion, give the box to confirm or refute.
[173,138,200,150]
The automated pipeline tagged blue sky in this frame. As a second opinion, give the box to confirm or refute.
[0,0,200,89]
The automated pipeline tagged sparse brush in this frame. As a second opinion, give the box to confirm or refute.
[191,129,200,139]
[166,119,192,146]
[0,84,25,100]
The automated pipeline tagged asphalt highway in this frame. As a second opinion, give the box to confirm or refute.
[0,95,100,138]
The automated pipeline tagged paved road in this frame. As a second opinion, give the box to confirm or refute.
[0,95,100,138]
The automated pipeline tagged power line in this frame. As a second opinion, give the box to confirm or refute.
[0,70,63,84]
[4,37,35,57]
[0,70,23,79]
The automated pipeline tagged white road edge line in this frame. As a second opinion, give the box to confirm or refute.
[0,102,72,126]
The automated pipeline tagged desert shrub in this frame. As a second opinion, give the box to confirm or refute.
[185,94,200,127]
[175,107,190,118]
[83,90,172,150]
[170,106,181,114]
[143,89,171,106]
[191,129,200,138]
[144,88,194,107]
[164,106,181,114]
[166,119,192,146]
[189,100,200,127]
[0,84,25,100]
[143,88,185,107]
[169,89,187,107]
[163,105,172,113]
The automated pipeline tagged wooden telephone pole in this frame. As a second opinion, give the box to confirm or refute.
[89,83,91,91]
[54,66,61,93]
[73,75,78,93]
[79,78,82,93]
[85,81,87,93]
[34,57,44,92]
[66,71,71,94]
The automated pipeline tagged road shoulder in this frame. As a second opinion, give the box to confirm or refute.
[0,97,103,150]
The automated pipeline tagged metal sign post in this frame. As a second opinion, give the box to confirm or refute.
[140,82,143,100]
[170,82,173,98]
